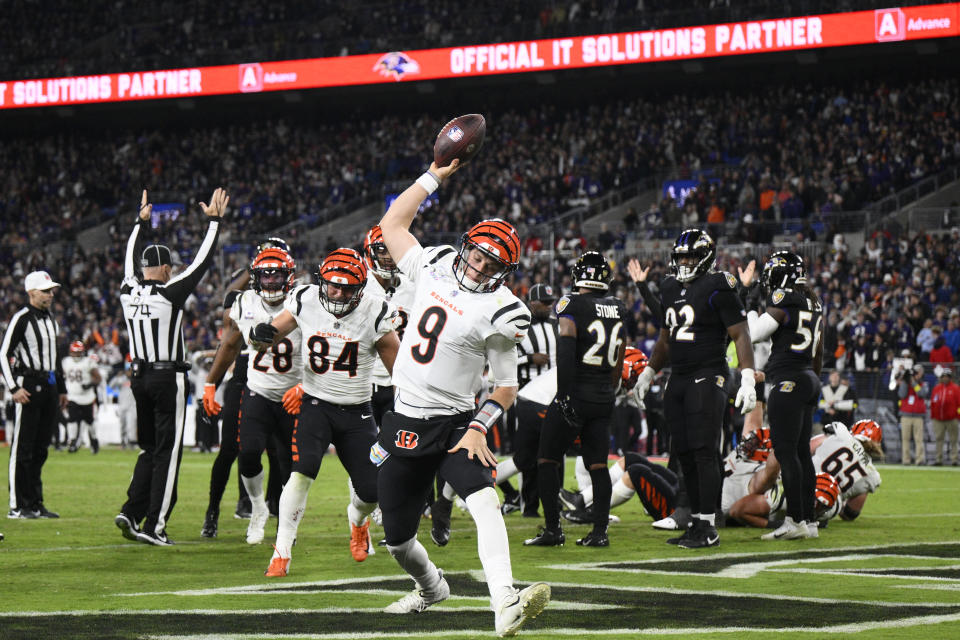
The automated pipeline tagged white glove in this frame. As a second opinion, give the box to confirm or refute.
[735,367,757,415]
[632,367,655,409]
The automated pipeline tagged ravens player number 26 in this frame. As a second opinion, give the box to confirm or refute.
[527,252,626,548]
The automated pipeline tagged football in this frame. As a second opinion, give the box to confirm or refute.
[433,113,486,168]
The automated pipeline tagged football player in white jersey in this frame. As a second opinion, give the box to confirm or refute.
[375,159,550,637]
[62,341,102,454]
[363,224,415,423]
[202,247,302,545]
[252,248,400,575]
[62,341,101,452]
[811,419,882,520]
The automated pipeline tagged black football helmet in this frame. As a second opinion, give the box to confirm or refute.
[670,228,716,282]
[572,251,612,291]
[257,236,290,254]
[760,251,806,294]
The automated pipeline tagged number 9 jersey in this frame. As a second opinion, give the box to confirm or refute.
[391,245,530,416]
[230,289,303,401]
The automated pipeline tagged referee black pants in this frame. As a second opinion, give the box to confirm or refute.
[8,376,58,512]
[121,369,188,537]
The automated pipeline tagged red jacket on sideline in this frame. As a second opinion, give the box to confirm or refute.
[931,380,960,421]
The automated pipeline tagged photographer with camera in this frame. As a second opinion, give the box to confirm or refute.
[898,363,930,465]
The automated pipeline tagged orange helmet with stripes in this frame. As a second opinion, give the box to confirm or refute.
[851,419,882,444]
[317,248,367,316]
[621,347,648,388]
[251,248,296,304]
[69,340,85,358]
[454,218,521,293]
[737,426,773,462]
[363,225,398,282]
[814,472,841,522]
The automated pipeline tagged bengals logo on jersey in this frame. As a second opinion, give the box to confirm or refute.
[395,430,419,450]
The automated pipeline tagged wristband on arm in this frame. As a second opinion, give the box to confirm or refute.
[468,399,504,435]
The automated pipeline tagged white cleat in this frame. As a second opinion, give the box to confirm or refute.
[651,516,680,530]
[806,521,820,538]
[246,503,269,545]
[761,517,810,541]
[385,570,450,613]
[495,582,551,637]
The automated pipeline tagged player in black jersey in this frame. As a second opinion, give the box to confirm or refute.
[748,251,824,540]
[525,252,626,547]
[633,229,756,549]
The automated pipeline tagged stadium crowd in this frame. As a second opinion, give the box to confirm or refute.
[1,1,932,81]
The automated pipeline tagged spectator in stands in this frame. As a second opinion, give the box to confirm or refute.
[945,315,960,356]
[898,364,930,465]
[930,367,960,466]
[930,331,954,364]
[917,319,938,360]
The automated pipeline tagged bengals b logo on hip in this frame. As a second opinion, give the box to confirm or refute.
[395,430,419,450]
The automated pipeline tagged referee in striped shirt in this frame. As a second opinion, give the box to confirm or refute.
[114,188,228,546]
[2,270,68,519]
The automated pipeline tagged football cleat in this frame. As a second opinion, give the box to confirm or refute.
[500,493,521,515]
[136,530,174,546]
[561,507,594,525]
[761,517,810,541]
[246,503,269,545]
[523,527,565,547]
[114,513,140,540]
[7,508,39,519]
[806,521,820,538]
[234,498,252,519]
[385,570,450,614]
[35,504,59,519]
[495,582,551,637]
[576,530,610,547]
[265,555,290,578]
[654,506,692,531]
[201,508,219,538]
[678,520,720,549]
[430,497,452,547]
[558,488,586,512]
[350,520,371,562]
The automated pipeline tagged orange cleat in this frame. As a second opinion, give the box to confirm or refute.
[350,520,371,562]
[265,556,290,577]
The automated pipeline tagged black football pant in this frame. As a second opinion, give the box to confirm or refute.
[502,398,545,514]
[538,396,613,533]
[206,376,248,513]
[8,376,58,512]
[371,384,394,426]
[121,370,188,537]
[624,453,679,520]
[664,368,727,519]
[767,370,821,523]
[237,389,294,485]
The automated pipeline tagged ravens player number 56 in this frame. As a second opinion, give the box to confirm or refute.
[633,229,756,549]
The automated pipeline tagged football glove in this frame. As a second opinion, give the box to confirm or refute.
[632,366,655,409]
[282,383,304,415]
[556,394,583,428]
[202,383,221,416]
[734,368,757,415]
[249,323,278,351]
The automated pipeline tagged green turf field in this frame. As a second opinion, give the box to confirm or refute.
[2,447,959,639]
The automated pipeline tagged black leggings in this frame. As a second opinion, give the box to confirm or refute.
[767,370,821,522]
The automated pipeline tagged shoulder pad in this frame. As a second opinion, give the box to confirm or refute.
[425,245,457,266]
[490,296,531,343]
[720,271,738,289]
[555,295,572,316]
[223,289,242,309]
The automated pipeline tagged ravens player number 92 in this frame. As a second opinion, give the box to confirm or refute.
[633,229,756,549]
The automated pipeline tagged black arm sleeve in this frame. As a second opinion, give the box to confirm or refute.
[160,220,222,306]
[635,281,663,328]
[556,335,577,397]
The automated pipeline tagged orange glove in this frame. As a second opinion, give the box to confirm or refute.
[202,383,221,416]
[283,383,304,415]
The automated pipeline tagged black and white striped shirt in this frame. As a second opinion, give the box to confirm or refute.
[1,305,65,392]
[120,218,221,363]
[517,318,558,386]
